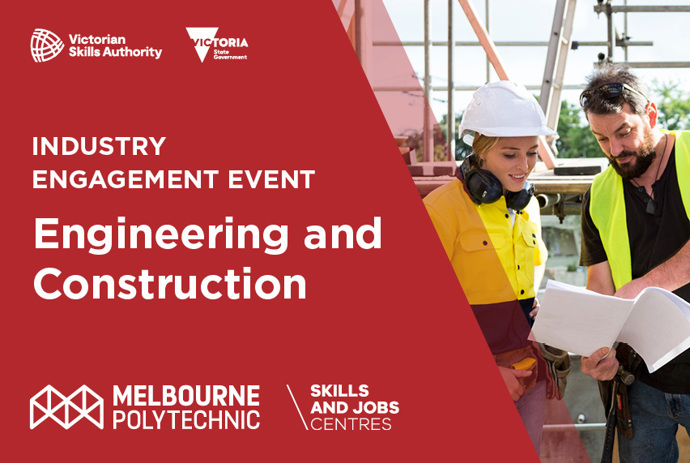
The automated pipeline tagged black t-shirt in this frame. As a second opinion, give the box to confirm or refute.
[580,148,690,394]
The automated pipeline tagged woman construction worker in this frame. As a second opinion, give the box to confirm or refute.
[423,81,556,454]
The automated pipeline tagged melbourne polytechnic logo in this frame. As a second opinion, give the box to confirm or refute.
[30,385,104,429]
[186,27,249,63]
[30,28,64,63]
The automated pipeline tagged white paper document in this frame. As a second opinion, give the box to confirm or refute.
[532,280,690,373]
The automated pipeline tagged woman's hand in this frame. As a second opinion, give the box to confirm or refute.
[498,366,532,401]
[529,297,540,319]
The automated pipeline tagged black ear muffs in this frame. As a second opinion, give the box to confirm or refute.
[458,155,534,210]
[505,182,535,211]
[459,156,503,204]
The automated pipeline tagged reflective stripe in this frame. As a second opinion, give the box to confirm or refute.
[676,132,690,219]
[590,130,690,290]
[590,166,631,289]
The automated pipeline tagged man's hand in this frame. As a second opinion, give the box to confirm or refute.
[529,297,540,319]
[581,347,619,381]
[498,366,532,401]
[614,278,646,300]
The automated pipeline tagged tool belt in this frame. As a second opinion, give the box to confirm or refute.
[598,343,644,463]
[539,343,571,400]
[493,343,538,394]
[598,343,642,439]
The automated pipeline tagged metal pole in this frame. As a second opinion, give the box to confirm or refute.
[624,0,629,61]
[373,40,652,47]
[355,0,363,63]
[546,0,577,132]
[539,0,567,114]
[373,84,588,92]
[424,0,433,163]
[485,0,490,82]
[448,0,455,161]
[614,61,690,68]
[595,5,690,13]
[606,1,614,61]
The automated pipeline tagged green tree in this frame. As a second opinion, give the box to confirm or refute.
[652,80,690,131]
[438,112,471,160]
[554,81,690,158]
[555,100,600,158]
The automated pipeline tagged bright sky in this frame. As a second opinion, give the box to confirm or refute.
[378,0,690,130]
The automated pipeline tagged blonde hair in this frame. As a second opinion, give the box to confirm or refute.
[471,134,500,167]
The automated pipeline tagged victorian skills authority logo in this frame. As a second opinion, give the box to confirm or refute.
[186,27,249,63]
[30,385,104,429]
[31,29,64,63]
[30,27,162,62]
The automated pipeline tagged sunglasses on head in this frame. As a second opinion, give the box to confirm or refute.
[579,82,648,107]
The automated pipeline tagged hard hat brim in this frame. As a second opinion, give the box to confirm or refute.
[460,126,558,138]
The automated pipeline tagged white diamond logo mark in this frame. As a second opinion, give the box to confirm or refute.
[30,385,104,430]
[186,27,219,63]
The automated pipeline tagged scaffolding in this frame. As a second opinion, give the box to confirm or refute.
[340,0,690,166]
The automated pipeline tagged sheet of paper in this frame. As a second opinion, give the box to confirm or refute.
[532,280,632,357]
[620,288,690,373]
[533,281,690,372]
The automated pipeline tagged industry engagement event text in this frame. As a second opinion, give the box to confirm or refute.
[31,136,383,302]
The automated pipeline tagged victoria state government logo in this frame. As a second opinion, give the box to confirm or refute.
[186,27,248,63]
[30,28,64,63]
[30,385,104,429]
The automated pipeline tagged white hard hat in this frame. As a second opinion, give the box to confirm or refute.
[459,81,557,141]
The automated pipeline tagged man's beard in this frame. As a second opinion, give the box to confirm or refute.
[608,128,657,179]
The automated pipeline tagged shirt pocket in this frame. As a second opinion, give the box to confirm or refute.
[456,232,509,303]
[519,229,538,286]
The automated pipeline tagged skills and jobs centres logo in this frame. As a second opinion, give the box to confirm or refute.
[186,27,249,63]
[30,28,162,63]
[29,384,261,431]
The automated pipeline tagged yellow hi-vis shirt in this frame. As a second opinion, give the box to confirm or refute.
[424,178,547,306]
[590,130,690,290]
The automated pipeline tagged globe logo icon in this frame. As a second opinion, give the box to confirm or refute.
[31,29,64,63]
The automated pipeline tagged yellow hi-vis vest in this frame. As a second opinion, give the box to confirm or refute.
[590,131,690,290]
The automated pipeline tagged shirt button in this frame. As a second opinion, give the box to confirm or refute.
[520,289,525,295]
[532,233,536,238]
[482,240,488,246]
[533,240,536,244]
[505,214,509,219]
[517,265,521,270]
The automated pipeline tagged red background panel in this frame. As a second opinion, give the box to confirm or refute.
[1,1,539,461]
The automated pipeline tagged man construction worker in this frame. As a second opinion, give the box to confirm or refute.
[579,64,690,462]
